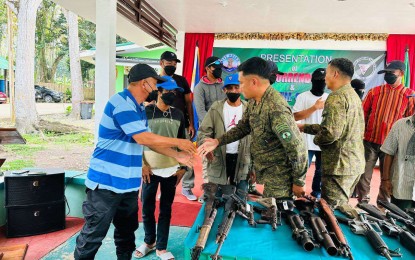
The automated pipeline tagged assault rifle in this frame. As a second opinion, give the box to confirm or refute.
[377,200,415,234]
[357,203,415,254]
[210,186,256,260]
[253,197,280,231]
[336,213,401,260]
[191,183,220,260]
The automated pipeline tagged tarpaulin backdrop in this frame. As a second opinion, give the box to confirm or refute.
[213,48,386,106]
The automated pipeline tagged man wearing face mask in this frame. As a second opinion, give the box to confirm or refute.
[159,51,197,201]
[197,74,252,191]
[74,64,196,260]
[355,60,415,204]
[194,56,226,126]
[198,57,308,200]
[194,56,226,202]
[293,68,328,199]
[135,76,186,259]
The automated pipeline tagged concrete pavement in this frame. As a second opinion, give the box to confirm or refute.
[0,103,71,119]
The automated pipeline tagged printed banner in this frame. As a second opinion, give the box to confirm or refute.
[213,47,386,106]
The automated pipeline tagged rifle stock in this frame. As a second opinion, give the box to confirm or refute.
[191,183,220,260]
[319,198,353,260]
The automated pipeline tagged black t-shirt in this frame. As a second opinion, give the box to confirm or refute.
[172,74,191,128]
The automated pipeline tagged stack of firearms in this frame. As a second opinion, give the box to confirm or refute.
[354,201,415,257]
[290,198,353,259]
[190,184,256,260]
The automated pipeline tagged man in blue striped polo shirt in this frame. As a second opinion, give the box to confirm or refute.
[74,64,196,260]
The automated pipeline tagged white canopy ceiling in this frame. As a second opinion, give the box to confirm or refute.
[147,0,415,34]
[53,0,415,47]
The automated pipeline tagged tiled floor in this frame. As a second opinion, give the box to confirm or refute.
[0,161,382,259]
[43,225,190,260]
[0,217,84,260]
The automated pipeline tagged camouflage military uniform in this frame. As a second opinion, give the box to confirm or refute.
[304,84,365,207]
[218,86,308,198]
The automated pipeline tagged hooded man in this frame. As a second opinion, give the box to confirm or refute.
[293,68,328,198]
[194,56,226,201]
[351,78,365,100]
[194,56,226,126]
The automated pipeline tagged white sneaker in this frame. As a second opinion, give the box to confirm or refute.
[182,189,197,201]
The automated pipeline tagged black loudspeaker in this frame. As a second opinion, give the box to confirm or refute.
[5,169,66,237]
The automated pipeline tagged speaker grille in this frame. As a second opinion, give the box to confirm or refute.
[6,201,66,237]
[5,173,65,206]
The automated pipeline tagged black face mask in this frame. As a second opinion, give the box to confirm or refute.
[164,66,176,76]
[161,92,176,106]
[355,89,365,100]
[310,80,326,97]
[226,92,240,103]
[269,73,277,85]
[212,68,222,79]
[384,73,398,85]
[145,82,159,102]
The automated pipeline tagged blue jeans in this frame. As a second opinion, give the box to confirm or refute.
[308,150,322,197]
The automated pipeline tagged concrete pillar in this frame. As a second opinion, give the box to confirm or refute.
[175,31,185,75]
[94,0,117,139]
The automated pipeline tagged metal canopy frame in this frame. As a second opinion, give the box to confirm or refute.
[117,0,178,49]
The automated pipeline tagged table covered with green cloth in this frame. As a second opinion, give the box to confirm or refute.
[184,203,415,260]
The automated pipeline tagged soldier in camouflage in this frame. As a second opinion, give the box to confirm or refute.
[198,57,308,199]
[298,58,365,208]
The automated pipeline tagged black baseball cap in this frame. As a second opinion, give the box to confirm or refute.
[128,64,166,83]
[205,56,223,68]
[160,51,181,63]
[378,60,405,74]
[311,68,326,81]
[266,61,284,75]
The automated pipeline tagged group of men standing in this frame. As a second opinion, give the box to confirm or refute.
[74,51,415,259]
[199,57,415,210]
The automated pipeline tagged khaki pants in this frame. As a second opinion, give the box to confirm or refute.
[355,140,392,202]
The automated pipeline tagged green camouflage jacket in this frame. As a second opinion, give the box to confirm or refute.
[304,84,365,176]
[218,86,308,186]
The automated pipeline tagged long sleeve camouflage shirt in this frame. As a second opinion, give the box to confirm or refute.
[218,86,308,186]
[304,84,365,176]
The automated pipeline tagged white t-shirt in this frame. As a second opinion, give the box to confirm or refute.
[223,101,243,154]
[293,91,329,151]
